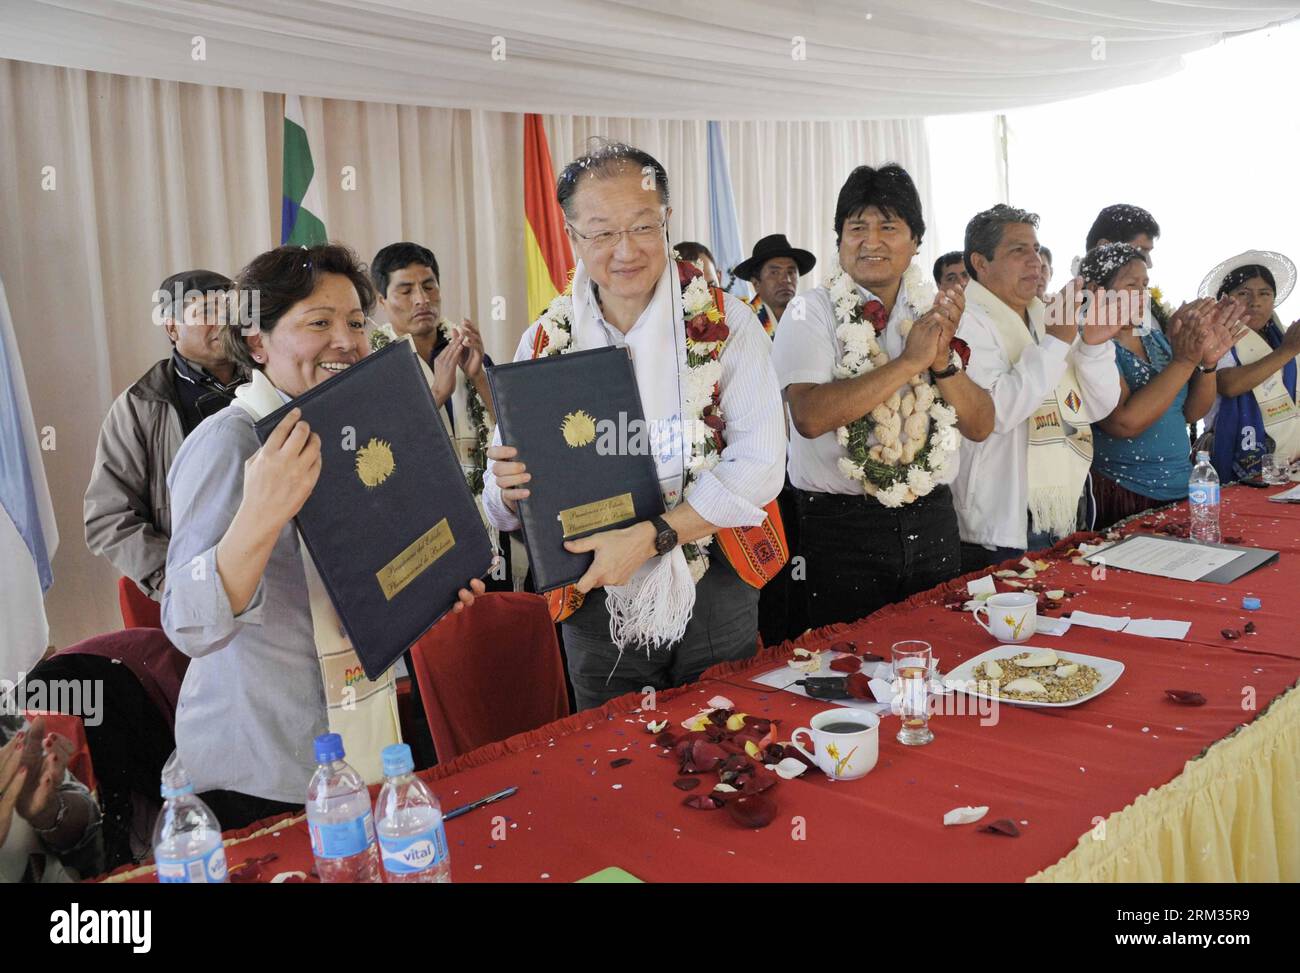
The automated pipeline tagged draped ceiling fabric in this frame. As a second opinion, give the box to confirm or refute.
[3,1,1298,119]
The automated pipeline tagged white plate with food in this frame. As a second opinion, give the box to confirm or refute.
[943,645,1123,708]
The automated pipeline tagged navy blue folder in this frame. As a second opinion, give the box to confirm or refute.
[253,340,494,680]
[487,346,665,592]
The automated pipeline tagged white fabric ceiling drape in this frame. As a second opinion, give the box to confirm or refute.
[0,58,931,647]
[3,1,1297,119]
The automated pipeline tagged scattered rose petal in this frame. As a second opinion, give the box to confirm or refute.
[845,672,873,699]
[859,652,884,663]
[744,740,761,758]
[646,719,668,734]
[229,853,278,883]
[683,793,724,810]
[707,695,735,710]
[1223,536,1242,545]
[829,655,862,673]
[741,766,778,794]
[713,783,738,794]
[1004,579,1026,588]
[1045,590,1066,600]
[654,731,679,749]
[1221,628,1241,640]
[943,805,989,826]
[772,756,809,779]
[1165,689,1206,706]
[1244,622,1257,634]
[792,647,812,658]
[979,819,1020,837]
[673,777,701,791]
[706,708,733,727]
[994,570,1019,578]
[788,657,821,673]
[681,711,712,731]
[725,713,748,731]
[271,872,310,883]
[727,793,777,828]
[610,757,632,768]
[829,640,858,655]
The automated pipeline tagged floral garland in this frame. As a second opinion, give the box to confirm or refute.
[369,320,492,494]
[828,263,961,508]
[532,259,726,582]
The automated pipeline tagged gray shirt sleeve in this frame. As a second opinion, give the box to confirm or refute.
[162,410,268,658]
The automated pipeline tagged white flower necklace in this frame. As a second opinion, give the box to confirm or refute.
[827,263,960,508]
[532,261,725,582]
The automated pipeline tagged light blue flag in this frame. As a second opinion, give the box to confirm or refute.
[706,121,751,298]
[0,276,58,677]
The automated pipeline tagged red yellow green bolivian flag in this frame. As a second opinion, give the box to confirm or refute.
[523,114,574,321]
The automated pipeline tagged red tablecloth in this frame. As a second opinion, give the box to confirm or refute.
[106,485,1300,883]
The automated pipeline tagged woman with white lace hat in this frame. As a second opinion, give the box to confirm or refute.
[1201,250,1300,481]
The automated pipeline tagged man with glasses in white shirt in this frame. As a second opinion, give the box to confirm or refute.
[483,140,786,710]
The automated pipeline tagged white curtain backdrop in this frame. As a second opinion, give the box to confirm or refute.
[0,58,930,648]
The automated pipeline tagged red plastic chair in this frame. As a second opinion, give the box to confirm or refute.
[407,592,570,762]
[117,577,162,629]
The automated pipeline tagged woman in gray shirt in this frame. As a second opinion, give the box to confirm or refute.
[162,244,485,830]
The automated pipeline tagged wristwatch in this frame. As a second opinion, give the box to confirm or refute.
[930,350,963,381]
[649,515,678,556]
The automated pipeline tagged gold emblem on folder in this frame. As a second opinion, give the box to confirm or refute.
[561,410,597,448]
[355,438,395,487]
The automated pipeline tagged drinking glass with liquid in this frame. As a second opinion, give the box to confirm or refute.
[891,640,934,746]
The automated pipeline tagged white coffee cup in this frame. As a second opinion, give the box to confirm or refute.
[973,591,1038,643]
[789,709,880,781]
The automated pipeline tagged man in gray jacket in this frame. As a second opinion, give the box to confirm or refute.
[84,269,244,600]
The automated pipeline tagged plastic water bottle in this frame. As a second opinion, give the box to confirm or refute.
[152,751,228,884]
[306,733,381,883]
[375,743,451,884]
[1189,451,1221,543]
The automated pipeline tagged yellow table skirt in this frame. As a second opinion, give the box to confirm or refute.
[1030,681,1300,882]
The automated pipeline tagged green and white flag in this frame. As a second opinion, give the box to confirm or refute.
[281,94,327,246]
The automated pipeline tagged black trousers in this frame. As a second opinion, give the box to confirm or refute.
[796,485,962,629]
[757,480,808,646]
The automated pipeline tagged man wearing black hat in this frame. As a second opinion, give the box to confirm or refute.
[85,269,245,601]
[734,234,816,339]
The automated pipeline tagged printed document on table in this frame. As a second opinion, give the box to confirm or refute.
[1086,534,1245,582]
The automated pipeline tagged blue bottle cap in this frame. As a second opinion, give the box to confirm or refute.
[1242,596,1261,611]
[381,743,414,778]
[314,732,345,764]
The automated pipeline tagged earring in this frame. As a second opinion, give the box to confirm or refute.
[252,354,264,363]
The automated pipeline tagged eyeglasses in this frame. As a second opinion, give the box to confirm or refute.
[567,218,667,252]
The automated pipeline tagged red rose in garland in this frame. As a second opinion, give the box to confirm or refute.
[861,298,888,333]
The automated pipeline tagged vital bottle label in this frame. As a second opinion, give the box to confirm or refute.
[379,822,449,875]
[1189,484,1220,507]
[309,811,376,859]
[157,844,228,883]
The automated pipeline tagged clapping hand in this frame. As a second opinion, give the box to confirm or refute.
[431,332,465,406]
[455,319,487,380]
[914,286,965,371]
[1196,297,1249,368]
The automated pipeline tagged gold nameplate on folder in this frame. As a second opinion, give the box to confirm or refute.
[377,518,456,600]
[559,493,636,538]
